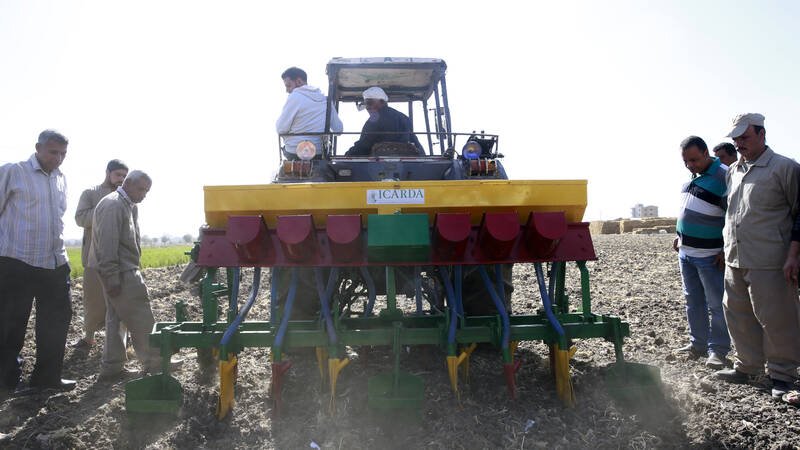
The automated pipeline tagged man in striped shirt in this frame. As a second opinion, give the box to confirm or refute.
[673,135,730,370]
[0,130,76,394]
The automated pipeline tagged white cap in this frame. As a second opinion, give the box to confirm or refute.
[362,86,388,102]
[726,113,765,138]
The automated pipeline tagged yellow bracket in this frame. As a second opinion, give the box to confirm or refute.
[328,358,350,414]
[554,344,577,408]
[510,341,519,365]
[447,343,477,401]
[316,347,328,385]
[216,353,238,420]
[460,343,478,383]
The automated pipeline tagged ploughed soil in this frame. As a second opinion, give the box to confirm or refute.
[2,235,799,449]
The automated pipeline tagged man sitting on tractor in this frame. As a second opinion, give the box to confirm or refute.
[345,87,424,156]
[276,67,343,159]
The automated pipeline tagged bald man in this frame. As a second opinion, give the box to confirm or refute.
[89,171,169,380]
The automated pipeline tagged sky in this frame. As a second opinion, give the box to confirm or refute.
[2,0,799,240]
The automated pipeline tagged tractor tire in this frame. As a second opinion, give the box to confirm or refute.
[460,264,514,316]
[273,267,323,320]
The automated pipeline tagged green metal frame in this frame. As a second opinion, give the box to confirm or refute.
[148,261,631,366]
[133,259,646,416]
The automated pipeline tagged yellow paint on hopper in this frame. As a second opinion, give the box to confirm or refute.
[204,180,587,228]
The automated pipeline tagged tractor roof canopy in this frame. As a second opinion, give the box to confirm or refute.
[326,57,448,103]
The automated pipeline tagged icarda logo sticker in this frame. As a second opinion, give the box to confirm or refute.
[366,189,425,205]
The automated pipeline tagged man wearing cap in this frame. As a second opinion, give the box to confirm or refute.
[345,86,425,156]
[276,67,343,159]
[0,129,76,394]
[714,113,800,401]
[72,159,129,349]
[672,136,729,370]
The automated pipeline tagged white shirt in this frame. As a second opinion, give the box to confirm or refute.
[0,154,68,269]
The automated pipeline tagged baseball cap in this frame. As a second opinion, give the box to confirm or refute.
[726,113,765,138]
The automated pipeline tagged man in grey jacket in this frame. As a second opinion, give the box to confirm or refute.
[714,113,800,400]
[276,67,343,158]
[89,170,163,379]
[72,159,128,349]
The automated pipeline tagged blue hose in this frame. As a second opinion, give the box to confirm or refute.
[360,266,377,317]
[534,262,565,336]
[220,267,262,346]
[229,268,240,313]
[440,266,459,344]
[314,267,339,344]
[274,267,298,348]
[454,265,463,316]
[270,267,279,326]
[478,265,510,349]
[494,264,504,315]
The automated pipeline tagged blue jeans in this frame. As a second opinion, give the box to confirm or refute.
[678,252,730,356]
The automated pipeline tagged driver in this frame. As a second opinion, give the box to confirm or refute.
[345,87,424,156]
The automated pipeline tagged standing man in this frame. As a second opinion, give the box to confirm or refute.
[713,142,738,167]
[88,170,164,379]
[0,130,76,393]
[672,136,730,370]
[714,113,800,400]
[72,159,128,349]
[276,67,343,159]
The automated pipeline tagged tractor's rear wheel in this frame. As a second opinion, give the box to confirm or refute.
[460,264,514,316]
[273,267,322,320]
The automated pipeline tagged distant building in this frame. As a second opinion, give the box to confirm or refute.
[631,203,659,218]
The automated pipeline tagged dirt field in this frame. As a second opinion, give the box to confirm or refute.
[2,235,799,449]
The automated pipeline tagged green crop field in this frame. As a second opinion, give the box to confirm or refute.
[66,245,192,279]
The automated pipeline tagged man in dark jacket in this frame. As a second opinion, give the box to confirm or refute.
[346,86,424,156]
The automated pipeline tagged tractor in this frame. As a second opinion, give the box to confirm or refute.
[125,57,661,419]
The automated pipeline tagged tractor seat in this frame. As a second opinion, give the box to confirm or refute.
[371,142,423,157]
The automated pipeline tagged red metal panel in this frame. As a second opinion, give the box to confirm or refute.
[277,215,316,262]
[478,213,519,259]
[224,216,270,262]
[433,213,471,261]
[326,215,363,262]
[525,212,567,257]
[196,217,597,268]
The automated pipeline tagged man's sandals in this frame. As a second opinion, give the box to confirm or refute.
[70,338,92,349]
[782,390,800,407]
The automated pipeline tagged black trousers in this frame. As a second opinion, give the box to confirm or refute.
[0,256,72,388]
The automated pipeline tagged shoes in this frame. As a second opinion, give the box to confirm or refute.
[705,352,726,370]
[70,338,93,349]
[32,379,77,391]
[98,368,140,382]
[674,344,706,358]
[16,378,78,395]
[782,390,800,407]
[771,378,792,399]
[715,368,750,384]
